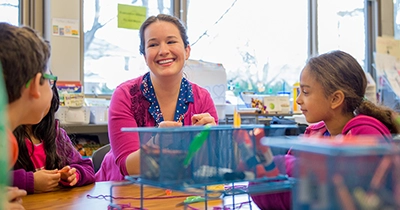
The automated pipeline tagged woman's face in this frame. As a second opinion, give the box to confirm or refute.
[143,20,190,78]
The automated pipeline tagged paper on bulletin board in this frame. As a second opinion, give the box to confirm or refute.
[52,18,79,38]
[374,52,398,77]
[118,4,147,30]
[383,68,400,98]
[365,72,377,104]
[376,36,400,59]
[183,59,227,105]
[374,52,400,97]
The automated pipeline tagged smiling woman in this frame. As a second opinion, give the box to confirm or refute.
[95,14,218,182]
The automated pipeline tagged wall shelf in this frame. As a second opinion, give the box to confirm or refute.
[61,123,108,134]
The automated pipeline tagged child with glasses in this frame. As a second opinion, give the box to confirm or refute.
[0,22,60,209]
[12,82,95,194]
[0,63,26,210]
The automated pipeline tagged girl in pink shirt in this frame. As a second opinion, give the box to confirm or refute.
[251,50,399,210]
[12,81,95,194]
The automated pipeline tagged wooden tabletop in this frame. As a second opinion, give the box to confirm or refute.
[22,181,259,210]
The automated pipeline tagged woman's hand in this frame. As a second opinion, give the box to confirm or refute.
[149,121,182,147]
[191,113,216,126]
[59,166,78,186]
[158,121,182,128]
[33,169,61,193]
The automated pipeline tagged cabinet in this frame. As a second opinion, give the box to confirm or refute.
[61,124,109,156]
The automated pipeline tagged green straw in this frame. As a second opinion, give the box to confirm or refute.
[183,125,211,167]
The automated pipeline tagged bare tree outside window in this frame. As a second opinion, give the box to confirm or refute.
[395,0,400,40]
[0,0,19,25]
[187,0,308,97]
[83,0,171,95]
[83,0,366,99]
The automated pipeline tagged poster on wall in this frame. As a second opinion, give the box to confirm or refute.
[52,18,79,38]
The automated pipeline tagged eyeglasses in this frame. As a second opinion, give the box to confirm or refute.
[25,73,58,88]
[44,73,58,88]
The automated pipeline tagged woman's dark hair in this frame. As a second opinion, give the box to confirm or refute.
[307,50,400,134]
[13,81,71,171]
[139,14,189,55]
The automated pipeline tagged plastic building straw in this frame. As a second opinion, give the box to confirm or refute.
[233,108,241,128]
[183,125,211,167]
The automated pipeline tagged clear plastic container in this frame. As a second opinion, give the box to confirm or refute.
[121,125,294,192]
[262,135,400,210]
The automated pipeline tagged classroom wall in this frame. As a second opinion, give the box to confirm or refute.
[381,0,394,36]
[44,0,81,81]
[46,0,396,82]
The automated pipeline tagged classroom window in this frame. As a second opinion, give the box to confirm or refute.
[83,0,172,95]
[0,0,20,25]
[83,0,368,96]
[317,0,366,68]
[395,0,400,39]
[187,0,308,96]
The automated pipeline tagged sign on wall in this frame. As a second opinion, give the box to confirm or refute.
[117,4,147,30]
[52,18,80,38]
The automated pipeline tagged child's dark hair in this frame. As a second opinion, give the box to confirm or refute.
[139,14,189,55]
[13,82,72,171]
[0,23,51,103]
[306,50,399,134]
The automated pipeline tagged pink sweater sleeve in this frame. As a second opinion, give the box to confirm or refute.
[199,89,219,124]
[185,83,219,125]
[108,84,141,176]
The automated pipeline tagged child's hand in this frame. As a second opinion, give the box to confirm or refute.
[33,169,61,193]
[58,166,78,186]
[6,187,26,203]
[5,187,26,210]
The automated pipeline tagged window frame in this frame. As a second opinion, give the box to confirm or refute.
[80,0,378,98]
[20,0,44,32]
